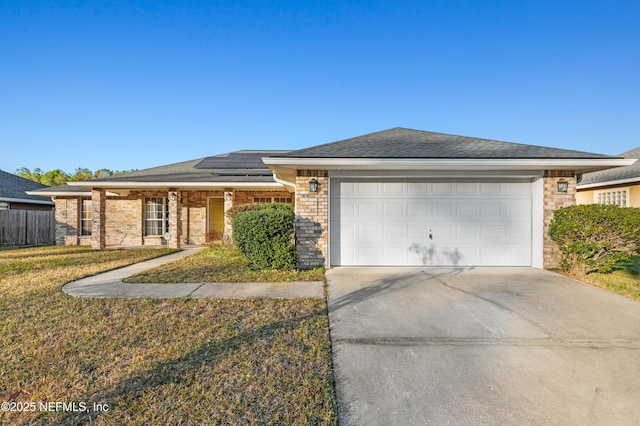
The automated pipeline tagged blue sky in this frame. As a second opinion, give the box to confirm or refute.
[1,0,639,174]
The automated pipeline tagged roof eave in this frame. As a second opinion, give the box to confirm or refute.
[0,196,55,205]
[262,157,636,173]
[68,181,284,190]
[577,176,640,190]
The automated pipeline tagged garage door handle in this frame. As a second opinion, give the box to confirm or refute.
[428,228,433,240]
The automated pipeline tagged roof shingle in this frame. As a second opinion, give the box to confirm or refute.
[0,170,54,204]
[273,127,618,159]
[578,146,640,186]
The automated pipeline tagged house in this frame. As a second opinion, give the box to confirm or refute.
[29,128,634,269]
[0,170,55,211]
[576,146,640,207]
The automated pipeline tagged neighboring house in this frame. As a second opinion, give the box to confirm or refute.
[29,128,634,269]
[0,170,55,211]
[576,146,640,207]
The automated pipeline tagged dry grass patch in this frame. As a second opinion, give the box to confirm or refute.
[125,244,325,283]
[0,246,336,425]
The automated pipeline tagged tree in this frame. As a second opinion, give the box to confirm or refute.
[14,167,134,185]
[40,169,69,186]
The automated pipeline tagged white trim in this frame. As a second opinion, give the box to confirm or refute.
[0,196,54,205]
[577,176,640,189]
[68,181,284,189]
[328,170,543,179]
[531,178,544,269]
[26,190,120,197]
[263,157,634,172]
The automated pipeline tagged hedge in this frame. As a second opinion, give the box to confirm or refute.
[232,203,298,270]
[548,204,640,274]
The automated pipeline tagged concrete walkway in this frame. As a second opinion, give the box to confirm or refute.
[62,248,324,299]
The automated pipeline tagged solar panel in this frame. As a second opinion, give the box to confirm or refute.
[195,152,272,170]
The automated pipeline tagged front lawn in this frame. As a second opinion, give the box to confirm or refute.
[124,244,325,283]
[581,256,640,301]
[0,246,336,425]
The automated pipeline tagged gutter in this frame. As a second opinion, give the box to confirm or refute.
[577,176,640,190]
[0,196,54,205]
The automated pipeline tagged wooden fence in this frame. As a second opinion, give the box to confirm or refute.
[0,210,56,246]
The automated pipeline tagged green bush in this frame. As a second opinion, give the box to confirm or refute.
[548,204,640,274]
[232,203,298,270]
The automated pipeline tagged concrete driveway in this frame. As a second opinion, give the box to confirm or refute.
[327,267,640,425]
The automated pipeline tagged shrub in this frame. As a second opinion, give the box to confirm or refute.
[225,203,263,222]
[232,203,298,270]
[548,204,640,274]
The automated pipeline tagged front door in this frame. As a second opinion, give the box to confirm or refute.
[208,198,225,237]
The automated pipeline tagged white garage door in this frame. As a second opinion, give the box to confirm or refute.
[330,179,532,266]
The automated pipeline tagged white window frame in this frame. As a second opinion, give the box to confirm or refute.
[594,188,630,207]
[80,199,92,236]
[253,196,293,204]
[145,197,168,236]
[0,201,8,210]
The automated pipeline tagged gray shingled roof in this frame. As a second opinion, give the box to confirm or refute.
[28,184,91,195]
[0,170,54,204]
[579,146,640,186]
[274,127,618,159]
[81,151,289,184]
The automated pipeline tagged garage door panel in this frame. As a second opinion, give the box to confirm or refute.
[383,202,404,217]
[330,180,532,266]
[383,225,405,239]
[456,182,479,195]
[432,202,453,217]
[408,182,429,195]
[456,203,478,216]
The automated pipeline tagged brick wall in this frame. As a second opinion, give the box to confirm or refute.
[543,172,576,269]
[294,171,329,268]
[53,197,80,245]
[105,195,143,246]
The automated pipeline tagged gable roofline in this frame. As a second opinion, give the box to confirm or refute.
[269,127,620,160]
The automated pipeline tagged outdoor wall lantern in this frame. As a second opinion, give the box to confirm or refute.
[168,192,178,201]
[225,192,233,201]
[557,179,569,193]
[308,178,319,193]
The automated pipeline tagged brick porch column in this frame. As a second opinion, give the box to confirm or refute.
[91,189,106,250]
[168,191,181,249]
[223,190,234,242]
[542,171,576,269]
[295,171,329,268]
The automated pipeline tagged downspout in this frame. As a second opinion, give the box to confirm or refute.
[271,172,297,191]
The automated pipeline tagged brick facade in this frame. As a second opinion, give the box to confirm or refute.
[53,189,292,248]
[91,189,106,250]
[54,197,80,245]
[542,171,577,269]
[294,170,329,268]
[53,173,575,269]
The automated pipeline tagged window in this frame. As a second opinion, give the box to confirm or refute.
[595,188,629,207]
[0,201,8,210]
[253,197,293,204]
[80,199,92,236]
[145,197,168,236]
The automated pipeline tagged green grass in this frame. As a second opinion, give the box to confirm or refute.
[583,256,640,301]
[0,246,337,425]
[124,244,326,283]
